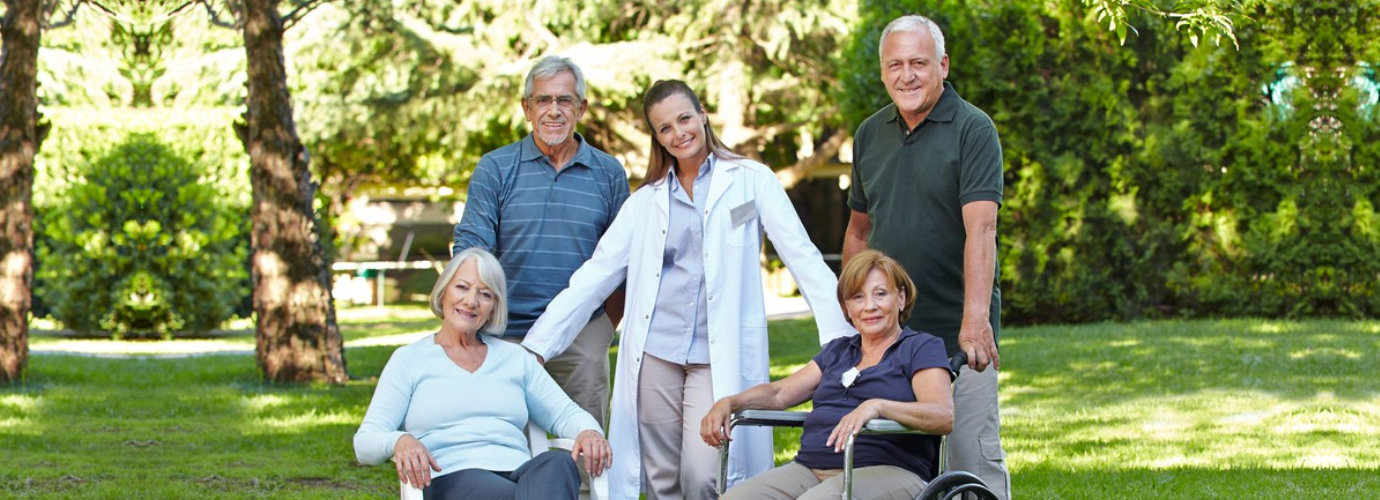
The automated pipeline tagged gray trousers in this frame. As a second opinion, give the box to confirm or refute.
[948,365,1010,500]
[425,450,580,500]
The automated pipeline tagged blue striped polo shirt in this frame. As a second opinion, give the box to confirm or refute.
[452,133,630,338]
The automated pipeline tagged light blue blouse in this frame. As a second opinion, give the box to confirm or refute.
[644,156,715,365]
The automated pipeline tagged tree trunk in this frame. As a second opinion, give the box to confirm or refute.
[241,0,346,383]
[0,0,42,383]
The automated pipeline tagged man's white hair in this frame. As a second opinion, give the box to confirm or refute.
[879,15,946,62]
[524,55,587,100]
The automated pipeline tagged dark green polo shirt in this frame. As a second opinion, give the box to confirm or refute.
[847,82,1003,355]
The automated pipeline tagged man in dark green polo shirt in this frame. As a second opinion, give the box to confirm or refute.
[841,14,1010,499]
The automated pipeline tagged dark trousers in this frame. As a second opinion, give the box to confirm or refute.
[425,450,580,500]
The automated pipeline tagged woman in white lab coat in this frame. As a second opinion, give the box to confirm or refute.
[522,79,852,500]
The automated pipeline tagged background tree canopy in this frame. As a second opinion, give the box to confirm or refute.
[21,0,1380,337]
[845,0,1379,322]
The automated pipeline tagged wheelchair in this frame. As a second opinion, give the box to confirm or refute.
[716,353,996,500]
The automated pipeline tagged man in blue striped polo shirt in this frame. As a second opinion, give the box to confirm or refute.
[452,56,630,429]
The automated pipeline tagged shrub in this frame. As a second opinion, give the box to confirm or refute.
[36,132,249,338]
[842,0,1380,323]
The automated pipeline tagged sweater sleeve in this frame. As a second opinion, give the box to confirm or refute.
[353,347,415,465]
[521,353,602,438]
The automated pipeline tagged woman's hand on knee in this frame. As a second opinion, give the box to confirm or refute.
[394,434,441,488]
[572,429,611,477]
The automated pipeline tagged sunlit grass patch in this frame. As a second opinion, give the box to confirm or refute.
[768,362,809,380]
[1003,318,1380,498]
[337,305,438,343]
[8,311,1378,497]
[246,408,359,433]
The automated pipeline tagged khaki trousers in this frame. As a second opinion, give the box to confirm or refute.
[637,353,718,500]
[721,461,926,500]
[948,365,1010,500]
[507,313,613,429]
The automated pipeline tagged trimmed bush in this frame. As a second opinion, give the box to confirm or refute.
[36,132,249,338]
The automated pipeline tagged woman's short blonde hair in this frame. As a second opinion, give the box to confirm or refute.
[837,249,917,326]
[429,248,508,335]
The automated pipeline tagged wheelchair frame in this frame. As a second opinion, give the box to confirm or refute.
[715,353,996,500]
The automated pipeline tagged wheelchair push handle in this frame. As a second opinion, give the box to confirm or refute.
[950,351,968,374]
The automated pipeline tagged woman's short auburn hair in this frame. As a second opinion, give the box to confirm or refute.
[429,248,508,335]
[836,249,917,326]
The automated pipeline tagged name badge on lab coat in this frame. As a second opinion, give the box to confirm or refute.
[730,201,757,228]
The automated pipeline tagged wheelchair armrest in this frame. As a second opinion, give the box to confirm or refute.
[730,409,808,428]
[861,418,912,433]
[548,437,610,500]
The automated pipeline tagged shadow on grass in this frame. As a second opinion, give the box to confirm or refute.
[1002,319,1379,404]
[1015,465,1379,498]
[0,348,402,498]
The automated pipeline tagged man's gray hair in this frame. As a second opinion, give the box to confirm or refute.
[880,15,946,62]
[524,55,587,100]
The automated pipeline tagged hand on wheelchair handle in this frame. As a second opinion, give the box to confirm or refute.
[700,399,735,447]
[394,434,441,489]
[572,429,611,477]
[950,351,968,374]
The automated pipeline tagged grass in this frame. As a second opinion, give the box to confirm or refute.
[3,310,1377,498]
[1000,319,1380,497]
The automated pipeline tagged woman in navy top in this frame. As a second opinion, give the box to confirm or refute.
[701,250,955,500]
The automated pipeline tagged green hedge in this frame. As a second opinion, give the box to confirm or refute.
[35,124,250,338]
[843,0,1380,323]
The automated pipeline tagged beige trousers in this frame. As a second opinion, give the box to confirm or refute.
[721,461,926,500]
[637,353,718,500]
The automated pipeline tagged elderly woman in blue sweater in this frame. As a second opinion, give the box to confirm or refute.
[354,248,610,500]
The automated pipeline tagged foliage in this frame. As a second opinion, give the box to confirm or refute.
[277,0,858,258]
[35,0,867,264]
[842,0,1380,323]
[35,130,249,338]
[1082,0,1246,48]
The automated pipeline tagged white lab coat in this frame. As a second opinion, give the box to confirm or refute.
[523,156,853,500]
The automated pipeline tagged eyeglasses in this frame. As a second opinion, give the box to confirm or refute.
[528,94,580,110]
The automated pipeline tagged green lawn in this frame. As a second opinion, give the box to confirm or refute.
[3,312,1377,498]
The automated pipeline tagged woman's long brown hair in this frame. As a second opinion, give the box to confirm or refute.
[639,79,740,188]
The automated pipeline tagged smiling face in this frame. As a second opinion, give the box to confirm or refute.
[441,258,496,336]
[880,29,949,128]
[845,268,905,339]
[646,92,710,168]
[522,70,586,149]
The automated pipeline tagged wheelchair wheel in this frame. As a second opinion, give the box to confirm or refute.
[917,471,997,500]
